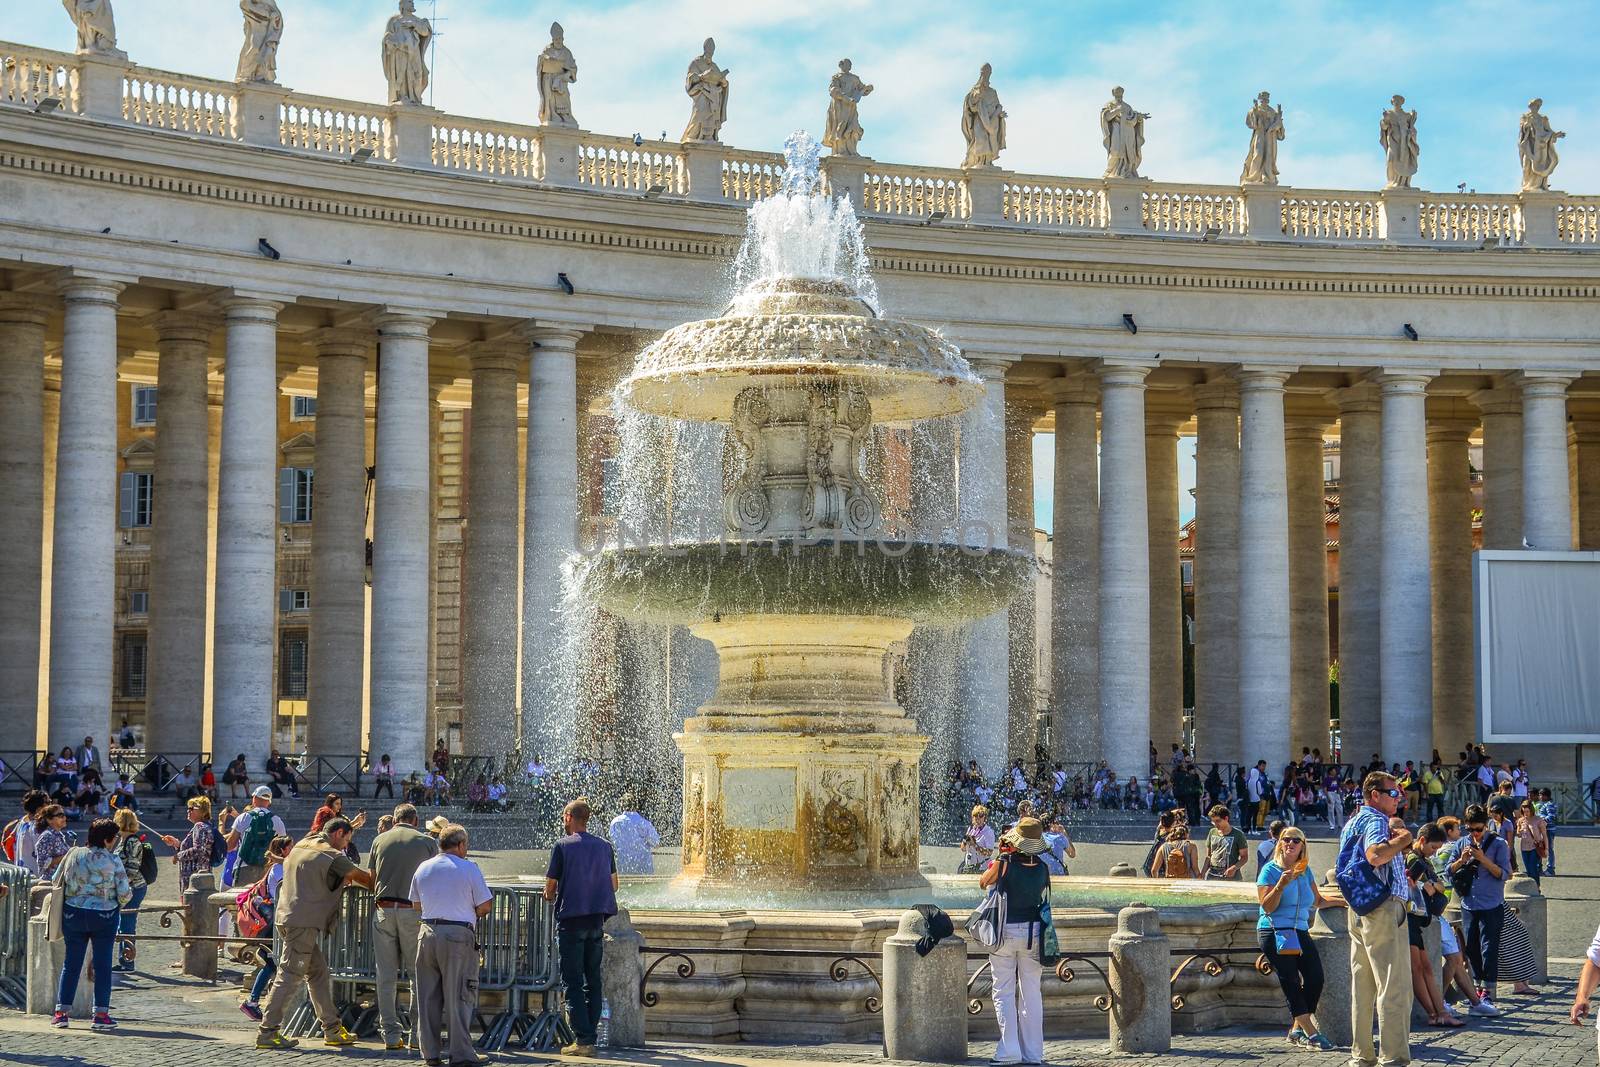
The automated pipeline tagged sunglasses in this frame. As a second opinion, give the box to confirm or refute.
[1467,825,1488,833]
[1377,788,1403,799]
[1282,838,1304,846]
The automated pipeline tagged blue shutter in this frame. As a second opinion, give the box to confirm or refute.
[118,472,136,528]
[279,588,293,614]
[278,467,295,524]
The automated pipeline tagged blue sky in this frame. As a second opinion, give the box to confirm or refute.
[14,1,1595,530]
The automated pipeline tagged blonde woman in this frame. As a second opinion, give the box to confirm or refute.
[1256,826,1344,1049]
[110,808,149,971]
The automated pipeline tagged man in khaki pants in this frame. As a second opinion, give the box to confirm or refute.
[1342,772,1413,1067]
[368,803,439,1050]
[410,823,492,1066]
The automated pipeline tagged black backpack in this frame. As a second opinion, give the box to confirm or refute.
[208,824,227,867]
[1449,833,1494,898]
[138,836,159,885]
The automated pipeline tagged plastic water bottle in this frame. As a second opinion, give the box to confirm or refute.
[597,997,611,1047]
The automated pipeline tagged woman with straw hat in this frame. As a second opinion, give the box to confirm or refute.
[978,817,1053,1065]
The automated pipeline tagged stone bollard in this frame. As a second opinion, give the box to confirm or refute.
[183,871,220,981]
[602,907,647,1048]
[1107,862,1138,878]
[1506,874,1548,984]
[1308,902,1352,1047]
[25,886,92,1017]
[1108,904,1170,1054]
[882,909,967,1062]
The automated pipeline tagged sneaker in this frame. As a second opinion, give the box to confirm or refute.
[91,1012,117,1032]
[51,1011,69,1028]
[1306,1033,1335,1051]
[560,1045,584,1057]
[386,1038,407,1050]
[256,1032,300,1050]
[239,1001,263,1022]
[323,1025,359,1047]
[1288,1027,1309,1046]
[1469,1000,1501,1017]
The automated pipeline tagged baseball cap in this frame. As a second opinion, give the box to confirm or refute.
[251,785,273,800]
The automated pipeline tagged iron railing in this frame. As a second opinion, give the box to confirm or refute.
[0,863,32,1009]
[0,752,44,795]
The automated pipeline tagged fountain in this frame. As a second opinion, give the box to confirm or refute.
[570,133,1034,893]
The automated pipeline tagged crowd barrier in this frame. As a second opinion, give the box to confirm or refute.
[0,863,32,1009]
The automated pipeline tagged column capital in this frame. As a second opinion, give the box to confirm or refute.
[149,309,221,344]
[1096,361,1151,388]
[306,327,376,359]
[1045,371,1098,407]
[1471,385,1522,417]
[1369,369,1437,394]
[965,354,1013,382]
[375,309,441,337]
[466,340,525,376]
[0,291,55,325]
[1425,416,1479,442]
[220,296,284,323]
[1283,415,1333,443]
[1570,417,1600,444]
[57,275,125,306]
[519,321,593,350]
[1233,366,1294,391]
[1510,370,1577,399]
[1332,381,1381,415]
[1192,378,1239,412]
[1145,392,1190,433]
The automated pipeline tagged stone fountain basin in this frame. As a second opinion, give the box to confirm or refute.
[566,539,1036,625]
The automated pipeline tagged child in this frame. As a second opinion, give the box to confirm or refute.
[238,835,294,1022]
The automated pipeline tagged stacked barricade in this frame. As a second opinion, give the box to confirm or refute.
[0,863,32,1009]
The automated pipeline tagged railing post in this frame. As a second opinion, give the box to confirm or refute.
[1380,187,1424,244]
[1518,190,1563,249]
[26,885,91,1017]
[821,155,870,212]
[682,142,727,204]
[601,907,646,1048]
[539,127,584,188]
[182,871,219,980]
[75,50,130,122]
[1108,904,1169,1053]
[386,103,440,167]
[883,908,966,1061]
[235,81,289,147]
[1241,184,1284,241]
[1102,177,1148,235]
[964,167,1009,225]
[1308,872,1352,1047]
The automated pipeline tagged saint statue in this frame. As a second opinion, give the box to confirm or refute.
[1379,94,1419,189]
[823,59,873,157]
[381,0,432,106]
[1518,98,1565,192]
[682,38,729,143]
[960,63,1006,169]
[1100,86,1149,180]
[236,0,283,84]
[537,22,579,128]
[1240,91,1284,185]
[61,0,119,55]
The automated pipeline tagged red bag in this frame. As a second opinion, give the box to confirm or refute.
[235,877,272,940]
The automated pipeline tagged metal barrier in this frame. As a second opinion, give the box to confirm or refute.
[109,750,212,794]
[295,755,365,795]
[0,863,33,1009]
[0,751,45,795]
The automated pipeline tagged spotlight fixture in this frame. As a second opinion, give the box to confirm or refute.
[557,272,575,295]
[350,146,375,163]
[34,96,62,114]
[1201,226,1222,241]
[922,210,947,226]
[1122,313,1138,335]
[643,184,666,199]
[257,237,281,260]
[1402,323,1418,341]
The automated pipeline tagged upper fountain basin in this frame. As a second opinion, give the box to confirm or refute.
[619,278,983,424]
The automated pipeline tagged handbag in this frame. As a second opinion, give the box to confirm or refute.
[1272,928,1302,956]
[964,861,1007,948]
[1037,880,1060,965]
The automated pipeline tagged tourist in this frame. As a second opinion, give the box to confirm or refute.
[545,797,619,1057]
[1488,782,1520,869]
[432,738,451,775]
[32,804,71,876]
[172,764,199,802]
[368,803,439,1050]
[1257,820,1286,877]
[254,816,373,1049]
[53,746,80,793]
[50,818,130,1030]
[371,753,396,799]
[238,834,293,1022]
[375,814,395,834]
[308,794,366,862]
[229,786,288,888]
[978,817,1052,1065]
[265,751,301,799]
[405,773,427,806]
[160,795,217,893]
[222,754,250,799]
[109,772,137,813]
[426,814,451,841]
[1143,810,1181,877]
[110,808,151,972]
[610,797,662,876]
[1257,826,1343,1049]
[466,775,490,812]
[1515,800,1548,887]
[1511,759,1530,799]
[75,737,103,779]
[1405,822,1462,1027]
[196,762,218,803]
[116,721,136,750]
[1245,760,1268,832]
[1569,921,1599,1055]
[1421,760,1448,822]
[487,775,512,812]
[1200,805,1248,881]
[1041,818,1075,876]
[1157,824,1198,879]
[1428,817,1492,1016]
[958,805,996,873]
[5,791,48,875]
[1338,770,1413,1067]
[1448,803,1512,1013]
[1533,788,1557,876]
[411,823,493,1066]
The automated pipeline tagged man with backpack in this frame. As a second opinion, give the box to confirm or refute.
[229,786,287,888]
[3,791,49,875]
[1338,770,1413,1067]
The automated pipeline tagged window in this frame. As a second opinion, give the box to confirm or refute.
[1180,560,1193,586]
[278,467,313,524]
[120,632,147,698]
[1323,459,1336,483]
[128,590,149,616]
[118,472,154,527]
[131,385,157,426]
[279,629,308,699]
[291,395,317,421]
[279,588,310,613]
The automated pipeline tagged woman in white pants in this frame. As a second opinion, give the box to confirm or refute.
[978,817,1052,1065]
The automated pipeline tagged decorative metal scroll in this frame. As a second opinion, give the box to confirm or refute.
[828,955,882,1014]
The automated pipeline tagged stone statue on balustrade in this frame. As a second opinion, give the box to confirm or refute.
[1518,99,1565,192]
[1379,94,1419,189]
[61,0,120,56]
[236,0,283,84]
[823,59,873,157]
[682,38,729,142]
[538,22,579,128]
[381,0,432,106]
[1100,86,1149,179]
[1240,91,1284,185]
[960,63,1006,169]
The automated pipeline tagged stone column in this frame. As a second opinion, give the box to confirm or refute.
[1334,385,1382,766]
[1191,381,1240,763]
[1097,364,1150,780]
[1004,393,1038,760]
[1047,374,1099,763]
[1473,386,1523,550]
[370,311,436,773]
[521,324,587,760]
[0,295,49,745]
[211,297,282,769]
[144,312,215,753]
[1520,373,1575,551]
[1236,368,1292,768]
[883,909,968,1061]
[1428,417,1476,752]
[305,329,372,756]
[462,343,522,754]
[1377,372,1434,764]
[958,357,1010,775]
[1145,401,1185,752]
[48,277,123,752]
[1108,905,1171,1054]
[1285,414,1331,756]
[37,381,59,743]
[1573,415,1600,550]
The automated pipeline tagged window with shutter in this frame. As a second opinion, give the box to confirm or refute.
[120,632,148,698]
[119,472,153,527]
[279,629,309,698]
[278,467,296,524]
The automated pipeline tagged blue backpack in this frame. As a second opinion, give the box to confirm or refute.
[1335,823,1392,916]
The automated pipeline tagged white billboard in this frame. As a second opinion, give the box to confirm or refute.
[1474,550,1600,744]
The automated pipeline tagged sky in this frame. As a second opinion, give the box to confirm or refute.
[14,0,1597,529]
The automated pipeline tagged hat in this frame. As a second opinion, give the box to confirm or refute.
[1003,817,1050,856]
[425,815,450,835]
[251,785,273,800]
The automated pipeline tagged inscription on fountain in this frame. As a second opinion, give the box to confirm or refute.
[722,767,798,829]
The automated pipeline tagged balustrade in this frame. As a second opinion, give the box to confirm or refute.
[721,148,785,202]
[433,118,541,179]
[1557,197,1600,244]
[862,164,969,220]
[1281,191,1382,241]
[1419,195,1520,243]
[123,69,233,138]
[1142,185,1243,235]
[279,93,386,157]
[576,134,685,194]
[0,44,76,111]
[1004,177,1102,229]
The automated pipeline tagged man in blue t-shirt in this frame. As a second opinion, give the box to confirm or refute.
[544,797,618,1055]
[1340,771,1413,1067]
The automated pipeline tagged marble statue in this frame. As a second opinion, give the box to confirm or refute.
[381,0,432,106]
[1100,86,1148,179]
[1379,95,1419,189]
[1240,91,1284,185]
[236,0,283,84]
[960,63,1006,168]
[682,38,729,143]
[1518,98,1564,192]
[537,22,579,128]
[61,0,118,55]
[823,59,873,157]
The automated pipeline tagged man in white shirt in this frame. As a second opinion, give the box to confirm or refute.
[609,802,661,875]
[410,824,492,1067]
[1570,922,1600,1058]
[229,787,289,886]
[1245,761,1267,831]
